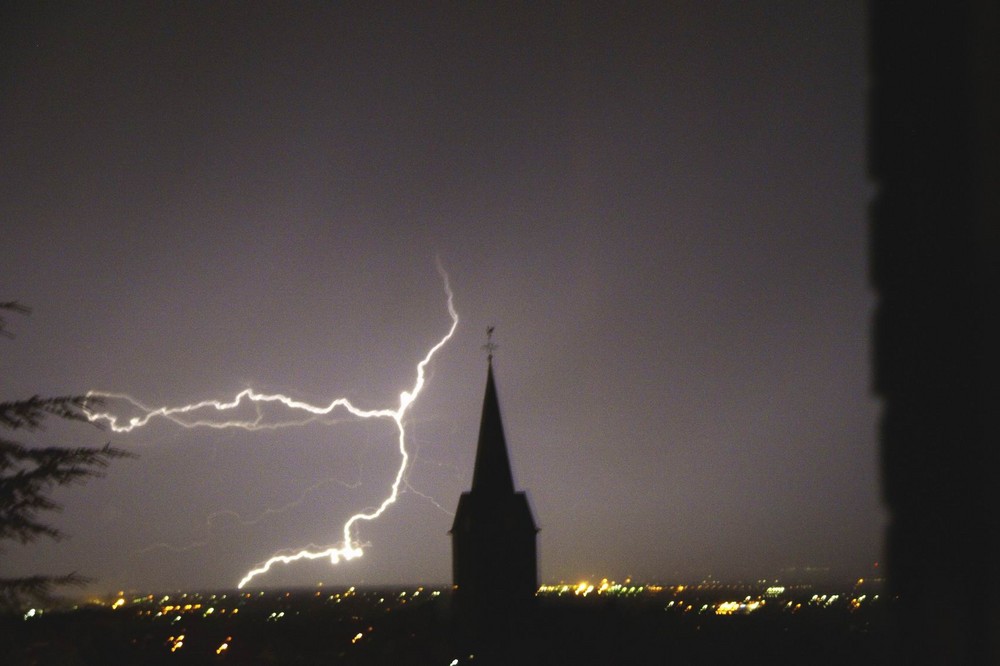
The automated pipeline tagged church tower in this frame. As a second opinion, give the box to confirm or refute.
[450,358,538,611]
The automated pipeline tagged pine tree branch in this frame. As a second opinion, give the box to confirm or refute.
[1,300,133,609]
[0,395,94,430]
[0,573,87,611]
[0,441,132,543]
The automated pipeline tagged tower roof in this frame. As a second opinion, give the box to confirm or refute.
[470,360,516,496]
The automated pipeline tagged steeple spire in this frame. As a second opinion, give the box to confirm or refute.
[470,361,516,496]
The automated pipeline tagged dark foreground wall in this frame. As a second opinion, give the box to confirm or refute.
[870,1,999,664]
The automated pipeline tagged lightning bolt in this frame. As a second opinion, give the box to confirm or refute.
[85,264,458,588]
[130,476,362,556]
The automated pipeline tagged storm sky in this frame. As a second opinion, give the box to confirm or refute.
[1,2,879,592]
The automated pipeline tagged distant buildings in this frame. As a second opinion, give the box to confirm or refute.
[450,359,538,614]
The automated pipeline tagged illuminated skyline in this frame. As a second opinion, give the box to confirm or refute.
[0,2,878,591]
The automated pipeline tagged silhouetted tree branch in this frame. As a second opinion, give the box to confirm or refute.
[0,302,132,611]
[0,573,85,610]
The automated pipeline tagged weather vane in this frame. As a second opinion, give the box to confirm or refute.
[482,325,498,362]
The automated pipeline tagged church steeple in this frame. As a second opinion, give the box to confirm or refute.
[450,356,538,612]
[470,360,516,496]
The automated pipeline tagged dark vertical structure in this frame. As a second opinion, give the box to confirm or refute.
[870,2,999,664]
[450,359,538,613]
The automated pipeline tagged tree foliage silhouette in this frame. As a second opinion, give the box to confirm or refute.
[0,301,131,610]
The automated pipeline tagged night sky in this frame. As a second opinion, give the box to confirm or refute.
[1,2,879,592]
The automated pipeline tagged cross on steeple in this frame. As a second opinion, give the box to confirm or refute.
[482,325,498,363]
